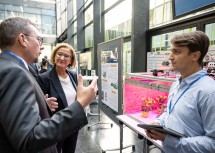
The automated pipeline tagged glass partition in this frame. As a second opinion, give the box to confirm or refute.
[104,0,120,10]
[0,10,4,20]
[151,27,196,51]
[123,41,131,75]
[206,22,215,47]
[73,34,78,50]
[84,4,93,25]
[150,0,172,28]
[84,0,92,7]
[0,3,56,35]
[85,23,94,48]
[104,0,132,41]
[73,20,77,34]
[42,15,56,34]
[72,0,77,20]
[57,19,62,37]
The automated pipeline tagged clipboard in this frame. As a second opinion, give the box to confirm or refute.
[137,124,185,137]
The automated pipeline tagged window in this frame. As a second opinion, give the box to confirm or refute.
[85,4,93,25]
[151,27,196,52]
[104,0,132,41]
[104,0,119,10]
[206,23,215,47]
[85,23,93,48]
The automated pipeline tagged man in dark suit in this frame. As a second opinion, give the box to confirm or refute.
[0,17,97,153]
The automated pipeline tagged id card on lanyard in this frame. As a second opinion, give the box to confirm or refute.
[168,74,207,114]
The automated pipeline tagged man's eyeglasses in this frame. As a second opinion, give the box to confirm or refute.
[23,34,43,46]
[56,52,73,60]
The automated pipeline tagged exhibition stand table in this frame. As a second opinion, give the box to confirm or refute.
[117,114,162,153]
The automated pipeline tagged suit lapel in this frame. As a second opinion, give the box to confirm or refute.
[29,63,39,74]
[50,69,68,107]
[0,53,53,116]
[67,70,77,92]
[26,70,53,116]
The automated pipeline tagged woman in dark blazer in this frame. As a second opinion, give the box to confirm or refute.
[37,43,79,153]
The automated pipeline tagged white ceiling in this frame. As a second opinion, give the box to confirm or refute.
[0,0,55,10]
[0,0,57,44]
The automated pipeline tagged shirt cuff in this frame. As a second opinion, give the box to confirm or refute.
[163,134,179,148]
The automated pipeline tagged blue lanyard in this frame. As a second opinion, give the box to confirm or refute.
[2,50,25,66]
[168,73,207,114]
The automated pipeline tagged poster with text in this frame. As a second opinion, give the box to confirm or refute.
[101,47,118,112]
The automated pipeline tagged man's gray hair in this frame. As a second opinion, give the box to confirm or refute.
[0,17,35,49]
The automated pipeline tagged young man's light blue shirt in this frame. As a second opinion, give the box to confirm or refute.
[157,69,215,153]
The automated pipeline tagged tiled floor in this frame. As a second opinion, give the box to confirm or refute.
[75,103,161,153]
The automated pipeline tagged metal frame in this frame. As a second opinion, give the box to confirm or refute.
[97,37,124,125]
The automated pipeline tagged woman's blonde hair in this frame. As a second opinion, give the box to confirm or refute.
[50,43,76,68]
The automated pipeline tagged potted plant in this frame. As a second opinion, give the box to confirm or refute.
[155,95,167,115]
[141,97,154,118]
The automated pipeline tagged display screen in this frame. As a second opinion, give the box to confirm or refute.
[173,0,215,19]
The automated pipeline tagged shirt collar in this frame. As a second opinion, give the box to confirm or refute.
[2,50,29,70]
[183,69,207,85]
